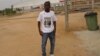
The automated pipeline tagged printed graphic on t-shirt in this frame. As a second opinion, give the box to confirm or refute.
[44,17,51,28]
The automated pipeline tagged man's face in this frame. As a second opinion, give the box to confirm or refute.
[44,3,51,12]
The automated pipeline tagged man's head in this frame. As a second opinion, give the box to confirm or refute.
[44,1,51,12]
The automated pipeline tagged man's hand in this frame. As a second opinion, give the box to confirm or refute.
[54,30,56,33]
[39,31,43,36]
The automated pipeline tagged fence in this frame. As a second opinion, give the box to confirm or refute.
[54,0,100,13]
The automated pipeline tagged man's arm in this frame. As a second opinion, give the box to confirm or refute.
[53,11,57,33]
[38,21,42,36]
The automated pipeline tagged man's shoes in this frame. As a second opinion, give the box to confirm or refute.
[50,54,54,56]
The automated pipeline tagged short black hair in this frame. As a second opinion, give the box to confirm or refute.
[44,1,51,6]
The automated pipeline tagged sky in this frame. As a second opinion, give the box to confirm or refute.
[0,0,59,10]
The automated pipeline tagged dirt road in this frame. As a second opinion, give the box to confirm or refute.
[0,11,98,56]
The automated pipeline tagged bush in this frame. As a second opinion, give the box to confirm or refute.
[3,8,16,16]
[16,8,22,11]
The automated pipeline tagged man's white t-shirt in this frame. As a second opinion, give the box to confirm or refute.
[37,11,57,33]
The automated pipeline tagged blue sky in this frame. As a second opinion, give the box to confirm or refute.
[0,0,59,10]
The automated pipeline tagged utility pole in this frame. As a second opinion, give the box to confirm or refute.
[64,0,69,31]
[91,0,95,10]
[20,0,24,13]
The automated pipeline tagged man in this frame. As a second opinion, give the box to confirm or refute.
[37,1,57,56]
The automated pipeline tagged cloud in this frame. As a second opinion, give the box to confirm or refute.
[0,0,59,10]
